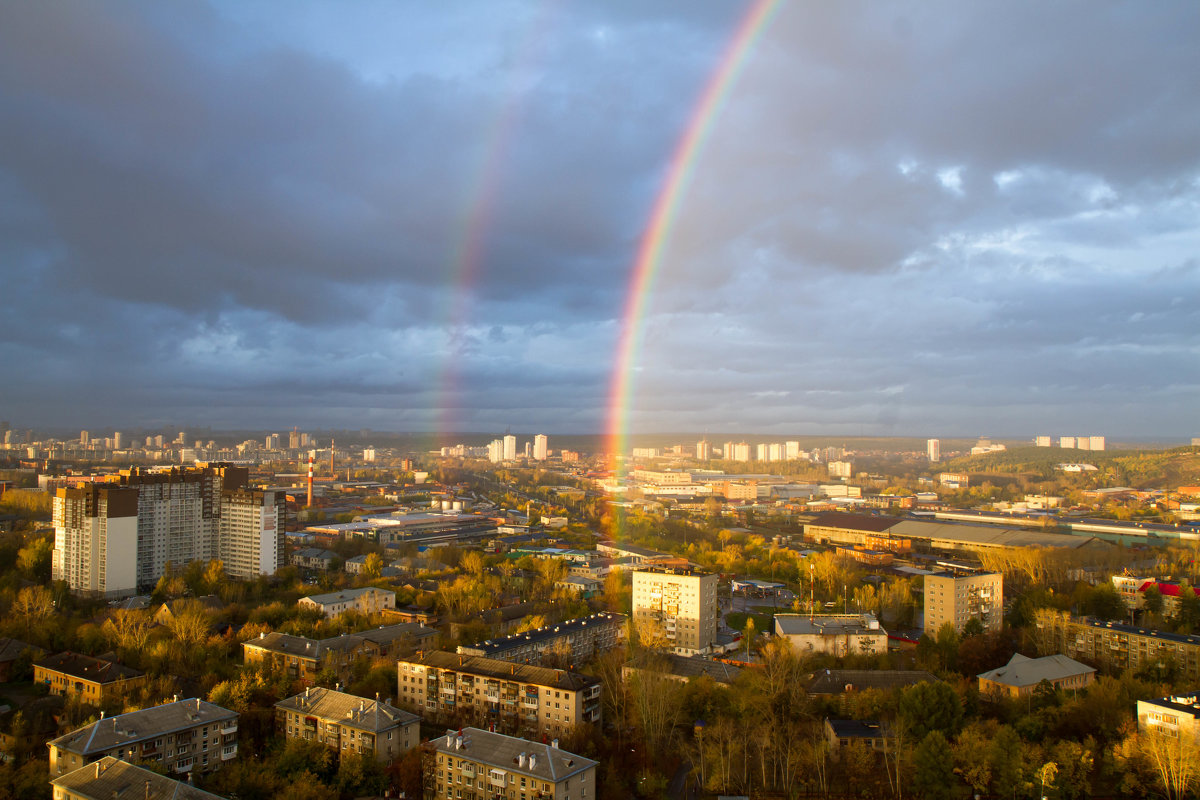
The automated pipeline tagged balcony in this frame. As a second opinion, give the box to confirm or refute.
[522,698,539,708]
[221,722,237,735]
[221,745,237,761]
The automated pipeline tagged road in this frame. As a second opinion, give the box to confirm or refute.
[666,760,696,800]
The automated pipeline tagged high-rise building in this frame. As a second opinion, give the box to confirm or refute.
[112,432,123,450]
[927,438,940,462]
[756,443,768,461]
[80,430,89,446]
[1090,436,1106,451]
[632,566,717,655]
[533,434,548,461]
[51,464,279,597]
[488,439,504,463]
[695,439,711,460]
[503,434,517,461]
[785,440,801,460]
[730,442,750,462]
[1035,435,1052,447]
[219,489,285,579]
[1060,436,1076,449]
[266,433,280,450]
[52,485,140,598]
[176,431,187,445]
[924,571,1003,634]
[154,434,164,448]
[288,430,301,449]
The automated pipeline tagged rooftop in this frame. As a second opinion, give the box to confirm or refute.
[977,653,1095,688]
[626,654,743,684]
[302,586,395,605]
[459,612,624,656]
[805,669,938,695]
[51,757,225,800]
[34,651,143,683]
[408,651,600,691]
[49,698,236,756]
[431,727,596,783]
[276,686,418,732]
[775,614,886,637]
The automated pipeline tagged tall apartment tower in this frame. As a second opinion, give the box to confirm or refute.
[502,434,517,461]
[696,439,711,460]
[924,571,1003,634]
[632,567,717,655]
[927,438,940,462]
[533,434,548,461]
[52,485,140,598]
[487,439,504,464]
[218,489,285,579]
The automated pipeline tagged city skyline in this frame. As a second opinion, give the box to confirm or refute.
[1,2,1198,437]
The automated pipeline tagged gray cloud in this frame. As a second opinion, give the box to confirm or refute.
[0,1,1197,436]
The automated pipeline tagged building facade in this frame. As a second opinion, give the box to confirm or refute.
[276,686,419,762]
[976,653,1095,698]
[397,652,601,738]
[298,586,396,617]
[425,727,597,800]
[34,652,146,705]
[774,614,889,656]
[1138,694,1200,739]
[218,488,285,579]
[924,571,1003,634]
[48,698,237,778]
[632,567,717,655]
[51,485,139,598]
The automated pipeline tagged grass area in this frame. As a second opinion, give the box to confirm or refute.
[725,611,775,634]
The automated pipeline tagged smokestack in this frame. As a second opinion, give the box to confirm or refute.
[307,453,314,508]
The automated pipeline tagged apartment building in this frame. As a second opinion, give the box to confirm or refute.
[1138,694,1200,738]
[218,488,285,579]
[632,566,717,655]
[774,614,889,656]
[33,652,146,705]
[456,612,624,665]
[51,464,283,597]
[51,757,225,800]
[426,727,597,800]
[396,651,601,738]
[298,586,396,617]
[1040,617,1200,680]
[48,698,238,778]
[275,686,419,762]
[243,623,436,684]
[924,571,1003,634]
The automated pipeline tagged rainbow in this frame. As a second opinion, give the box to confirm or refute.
[605,0,782,472]
[434,2,562,438]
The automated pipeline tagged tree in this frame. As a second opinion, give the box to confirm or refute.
[1087,582,1128,621]
[912,731,955,800]
[101,609,153,659]
[1144,585,1165,617]
[1140,728,1200,800]
[899,681,962,741]
[12,585,54,638]
[362,552,384,580]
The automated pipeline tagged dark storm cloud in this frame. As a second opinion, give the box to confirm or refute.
[1,1,1197,435]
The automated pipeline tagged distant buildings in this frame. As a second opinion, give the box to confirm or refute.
[774,614,889,657]
[696,439,711,460]
[456,612,624,665]
[34,652,146,705]
[924,571,1003,634]
[243,624,436,684]
[632,566,717,655]
[503,434,517,461]
[533,434,548,461]
[927,438,940,462]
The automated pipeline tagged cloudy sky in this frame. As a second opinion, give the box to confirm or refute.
[1,1,1197,439]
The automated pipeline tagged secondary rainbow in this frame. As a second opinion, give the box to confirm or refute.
[605,0,782,472]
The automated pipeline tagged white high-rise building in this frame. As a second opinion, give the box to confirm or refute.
[696,440,711,460]
[785,441,801,460]
[503,435,517,461]
[1060,436,1076,449]
[756,443,768,461]
[533,434,548,461]
[112,431,123,450]
[927,439,941,462]
[52,485,139,598]
[363,447,376,462]
[633,567,718,655]
[488,439,504,463]
[79,430,89,445]
[1035,436,1052,447]
[730,442,751,462]
[219,489,285,579]
[1090,436,1106,451]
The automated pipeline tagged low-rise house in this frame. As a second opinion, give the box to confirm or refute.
[805,669,938,695]
[426,727,597,800]
[51,756,226,800]
[1138,694,1200,738]
[291,547,339,570]
[33,652,147,705]
[774,614,889,657]
[298,586,396,617]
[824,718,891,756]
[0,637,45,682]
[555,575,602,597]
[977,653,1095,698]
[397,652,601,738]
[243,624,436,684]
[154,596,224,627]
[276,686,419,763]
[622,653,744,685]
[48,697,237,778]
